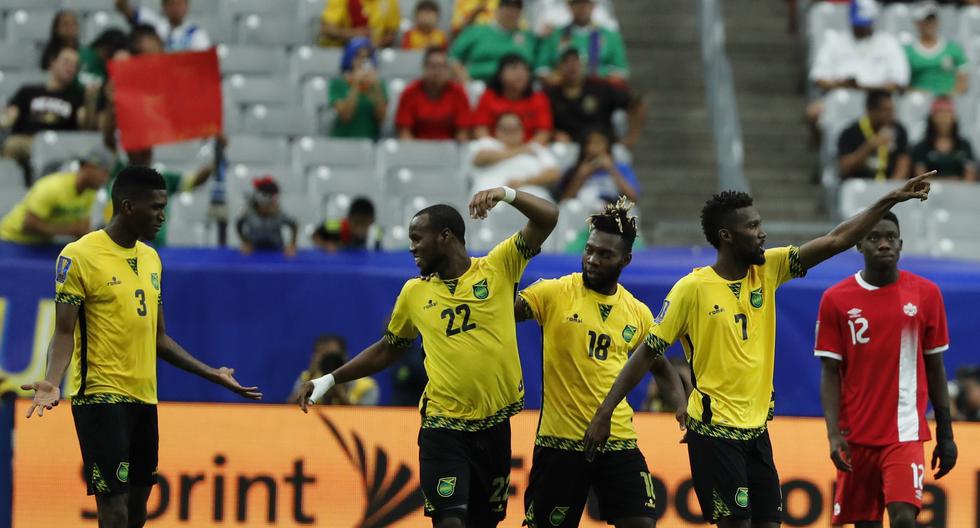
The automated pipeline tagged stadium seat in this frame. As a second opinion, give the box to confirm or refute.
[897,91,933,144]
[377,48,424,80]
[217,44,288,77]
[289,46,342,83]
[927,206,980,260]
[240,104,316,138]
[0,157,24,187]
[224,162,297,203]
[0,0,58,15]
[382,77,408,137]
[0,186,26,217]
[295,137,380,202]
[838,179,928,254]
[549,142,580,172]
[224,134,290,166]
[296,0,327,42]
[467,80,486,109]
[193,13,233,44]
[4,9,53,48]
[819,89,864,132]
[299,76,333,135]
[60,0,117,15]
[152,140,210,171]
[165,188,219,247]
[0,42,38,70]
[81,10,129,43]
[0,70,46,103]
[223,75,287,109]
[236,13,307,47]
[805,2,848,51]
[958,6,980,49]
[378,139,465,226]
[30,131,102,180]
[938,4,959,43]
[220,0,300,19]
[880,3,914,42]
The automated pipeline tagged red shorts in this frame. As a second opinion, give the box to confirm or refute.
[832,442,925,524]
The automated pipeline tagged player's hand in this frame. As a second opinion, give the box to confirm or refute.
[888,170,934,203]
[674,404,688,432]
[583,409,612,462]
[214,367,262,400]
[828,433,852,472]
[468,187,505,220]
[21,381,60,418]
[296,381,314,413]
[931,438,957,479]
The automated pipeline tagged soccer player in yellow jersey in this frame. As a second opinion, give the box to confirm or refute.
[21,166,262,528]
[516,199,687,528]
[298,186,558,528]
[585,173,934,528]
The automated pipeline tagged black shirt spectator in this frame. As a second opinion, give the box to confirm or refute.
[910,97,976,181]
[837,90,911,180]
[8,84,84,135]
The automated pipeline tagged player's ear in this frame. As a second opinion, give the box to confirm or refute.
[718,228,732,246]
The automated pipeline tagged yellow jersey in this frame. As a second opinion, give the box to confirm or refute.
[0,171,96,245]
[320,0,401,47]
[55,230,162,404]
[520,273,654,452]
[451,0,499,31]
[645,246,806,439]
[386,232,536,431]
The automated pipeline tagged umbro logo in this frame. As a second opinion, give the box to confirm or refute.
[566,313,583,324]
[847,308,862,319]
[423,299,437,310]
[107,276,121,286]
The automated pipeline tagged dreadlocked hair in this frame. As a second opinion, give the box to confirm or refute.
[588,196,638,250]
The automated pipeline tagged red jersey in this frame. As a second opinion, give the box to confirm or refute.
[394,80,471,140]
[814,271,949,446]
[472,89,553,141]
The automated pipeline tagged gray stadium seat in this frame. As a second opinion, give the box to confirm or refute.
[300,76,333,135]
[193,13,233,44]
[217,44,287,77]
[61,0,117,14]
[0,0,58,14]
[897,91,933,144]
[549,142,580,172]
[958,6,980,49]
[30,131,102,179]
[938,5,959,42]
[224,163,297,202]
[152,140,209,172]
[820,89,864,132]
[293,137,379,199]
[165,188,218,247]
[805,2,848,51]
[240,105,316,137]
[289,46,342,83]
[377,48,424,80]
[220,0,300,19]
[0,43,38,70]
[880,3,914,42]
[225,134,289,166]
[838,179,928,254]
[81,10,129,43]
[297,0,327,42]
[467,80,486,109]
[236,13,306,47]
[223,75,287,108]
[0,186,26,217]
[378,140,465,226]
[5,9,53,47]
[0,70,46,104]
[927,207,980,260]
[382,77,408,137]
[0,157,24,188]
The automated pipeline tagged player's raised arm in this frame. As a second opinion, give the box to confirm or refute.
[797,171,934,270]
[156,306,262,401]
[21,303,79,418]
[468,187,559,251]
[297,338,409,412]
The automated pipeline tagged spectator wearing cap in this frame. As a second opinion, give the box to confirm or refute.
[905,2,968,96]
[319,0,400,49]
[312,196,383,252]
[546,47,645,148]
[395,47,471,141]
[449,0,538,82]
[236,176,298,257]
[401,0,447,50]
[330,38,388,140]
[536,0,629,86]
[116,0,212,52]
[837,89,910,181]
[911,97,975,181]
[40,10,80,70]
[0,146,113,245]
[472,54,552,144]
[807,0,908,124]
[450,0,499,37]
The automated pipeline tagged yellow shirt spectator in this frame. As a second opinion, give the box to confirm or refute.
[452,0,499,33]
[0,172,97,245]
[320,0,401,48]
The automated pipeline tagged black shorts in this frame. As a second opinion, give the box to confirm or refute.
[418,420,511,526]
[523,446,656,527]
[687,429,781,524]
[71,401,159,496]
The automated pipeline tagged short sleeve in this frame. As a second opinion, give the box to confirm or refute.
[328,77,349,106]
[535,33,559,74]
[518,278,560,324]
[531,92,553,133]
[644,278,694,358]
[385,282,419,348]
[635,302,655,347]
[607,83,632,111]
[449,27,473,62]
[604,30,629,77]
[837,125,862,158]
[394,87,415,130]
[951,42,968,69]
[923,283,950,355]
[484,231,539,285]
[453,84,472,128]
[54,245,86,305]
[472,90,494,128]
[764,246,806,288]
[814,292,844,361]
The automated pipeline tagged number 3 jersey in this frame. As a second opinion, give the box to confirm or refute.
[814,271,949,446]
[386,232,537,431]
[54,230,162,404]
[519,273,654,451]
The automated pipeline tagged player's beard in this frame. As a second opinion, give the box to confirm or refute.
[582,267,620,293]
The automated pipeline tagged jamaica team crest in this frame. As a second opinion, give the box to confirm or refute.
[750,287,763,308]
[473,279,489,299]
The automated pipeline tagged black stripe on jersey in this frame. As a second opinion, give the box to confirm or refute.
[77,303,89,397]
[701,392,713,425]
[534,328,545,439]
[419,395,429,418]
[684,334,696,389]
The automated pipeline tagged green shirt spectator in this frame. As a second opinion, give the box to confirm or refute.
[905,39,967,95]
[537,24,628,81]
[450,24,538,81]
[328,77,389,140]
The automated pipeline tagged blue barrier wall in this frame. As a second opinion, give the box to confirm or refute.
[2,243,979,417]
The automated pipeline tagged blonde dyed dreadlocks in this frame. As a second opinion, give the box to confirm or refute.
[587,196,638,250]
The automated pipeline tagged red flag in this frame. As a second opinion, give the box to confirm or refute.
[108,49,223,151]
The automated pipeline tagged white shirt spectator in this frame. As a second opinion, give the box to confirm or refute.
[533,2,618,36]
[810,30,909,88]
[135,7,211,52]
[468,137,557,199]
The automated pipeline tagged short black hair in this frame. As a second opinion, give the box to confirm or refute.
[866,89,892,111]
[349,196,376,219]
[111,165,166,210]
[588,197,638,251]
[423,45,447,63]
[701,190,754,248]
[90,28,128,54]
[488,53,532,98]
[415,204,465,243]
[879,211,900,235]
[130,23,162,51]
[415,0,440,12]
[314,334,346,350]
[559,47,580,63]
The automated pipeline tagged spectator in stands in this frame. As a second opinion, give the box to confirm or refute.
[1,47,94,186]
[532,0,617,39]
[330,38,388,140]
[473,54,552,144]
[288,335,380,405]
[905,2,968,96]
[130,24,165,55]
[469,112,559,198]
[837,90,910,181]
[401,0,447,50]
[236,176,298,257]
[536,0,629,86]
[449,0,537,82]
[319,0,400,49]
[0,146,112,245]
[116,0,212,52]
[911,97,975,181]
[546,48,645,148]
[40,10,80,70]
[807,0,908,124]
[395,47,471,141]
[77,29,129,89]
[558,129,639,209]
[312,196,383,252]
[451,0,498,37]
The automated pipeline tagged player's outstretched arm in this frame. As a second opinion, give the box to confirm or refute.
[819,357,852,472]
[797,170,934,270]
[469,187,559,251]
[925,353,957,479]
[650,356,689,429]
[20,303,78,418]
[583,342,660,461]
[297,339,408,413]
[156,306,262,400]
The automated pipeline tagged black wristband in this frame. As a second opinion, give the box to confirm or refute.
[935,406,954,441]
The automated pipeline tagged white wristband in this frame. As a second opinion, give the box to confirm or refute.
[501,186,517,204]
[309,373,335,404]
